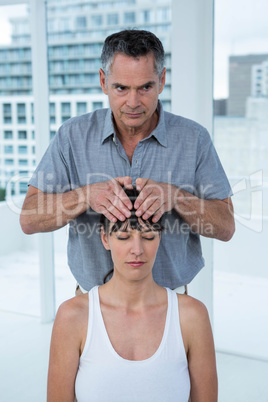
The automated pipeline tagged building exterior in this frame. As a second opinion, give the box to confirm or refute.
[0,0,172,196]
[214,98,227,116]
[227,54,268,116]
[251,60,268,97]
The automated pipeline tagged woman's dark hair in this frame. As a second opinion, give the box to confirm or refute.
[100,187,163,283]
[101,29,165,78]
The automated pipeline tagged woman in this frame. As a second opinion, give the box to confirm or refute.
[47,189,218,402]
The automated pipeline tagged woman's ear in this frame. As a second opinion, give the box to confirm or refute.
[101,227,111,250]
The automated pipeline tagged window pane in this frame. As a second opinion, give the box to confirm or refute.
[91,15,103,26]
[214,0,268,360]
[0,3,40,327]
[107,13,119,25]
[3,103,12,123]
[18,130,27,139]
[4,130,13,139]
[18,145,27,154]
[4,145,13,154]
[124,11,136,24]
[76,102,87,115]
[92,101,103,110]
[76,16,87,29]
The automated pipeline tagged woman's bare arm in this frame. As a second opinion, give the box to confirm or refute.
[179,295,218,402]
[47,296,87,402]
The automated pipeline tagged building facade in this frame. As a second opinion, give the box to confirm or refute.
[0,0,172,195]
[227,54,268,116]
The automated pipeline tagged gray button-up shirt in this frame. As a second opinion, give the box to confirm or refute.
[29,101,232,290]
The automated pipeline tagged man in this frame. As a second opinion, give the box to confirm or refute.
[20,30,235,294]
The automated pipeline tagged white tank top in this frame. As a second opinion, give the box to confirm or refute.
[75,286,190,402]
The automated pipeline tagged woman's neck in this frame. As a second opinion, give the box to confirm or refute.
[100,275,164,311]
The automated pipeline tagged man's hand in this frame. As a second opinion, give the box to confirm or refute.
[135,178,176,222]
[134,177,235,241]
[88,176,133,222]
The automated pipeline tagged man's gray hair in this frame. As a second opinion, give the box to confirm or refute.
[101,29,165,78]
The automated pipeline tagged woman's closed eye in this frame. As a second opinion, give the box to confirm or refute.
[116,235,130,240]
[142,235,156,241]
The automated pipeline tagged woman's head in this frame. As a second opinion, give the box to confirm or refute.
[100,187,163,283]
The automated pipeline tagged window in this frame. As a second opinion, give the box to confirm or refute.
[3,103,12,124]
[61,102,71,122]
[19,182,28,194]
[50,131,56,140]
[31,103,34,123]
[32,131,35,139]
[4,159,14,166]
[4,145,13,154]
[76,16,87,29]
[213,0,268,362]
[32,146,35,154]
[19,159,28,166]
[124,12,136,24]
[91,15,103,26]
[107,13,119,25]
[50,102,56,124]
[76,102,87,115]
[17,103,26,124]
[4,131,13,139]
[59,18,70,31]
[18,130,27,139]
[157,7,171,22]
[92,101,103,111]
[140,10,152,23]
[18,145,28,154]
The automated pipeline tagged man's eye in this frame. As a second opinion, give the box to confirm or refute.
[117,86,126,91]
[142,85,151,90]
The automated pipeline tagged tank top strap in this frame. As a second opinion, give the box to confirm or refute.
[80,285,99,360]
[165,287,186,353]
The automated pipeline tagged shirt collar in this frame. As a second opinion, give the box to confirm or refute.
[101,100,167,147]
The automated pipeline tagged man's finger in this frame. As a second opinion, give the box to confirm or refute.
[101,210,118,223]
[135,177,148,192]
[112,184,133,211]
[115,176,133,189]
[151,207,165,223]
[134,185,154,210]
[140,198,162,220]
[106,193,132,219]
[105,201,128,221]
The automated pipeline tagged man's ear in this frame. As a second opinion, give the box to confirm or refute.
[99,68,108,95]
[158,67,166,94]
[101,226,110,250]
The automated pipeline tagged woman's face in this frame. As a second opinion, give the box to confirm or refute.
[101,223,161,282]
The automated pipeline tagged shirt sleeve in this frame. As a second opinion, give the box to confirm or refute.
[194,128,232,200]
[29,126,72,193]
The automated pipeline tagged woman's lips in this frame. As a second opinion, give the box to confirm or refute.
[126,261,145,267]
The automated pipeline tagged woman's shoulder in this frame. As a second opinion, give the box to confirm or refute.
[176,293,208,315]
[55,293,89,329]
[176,293,211,333]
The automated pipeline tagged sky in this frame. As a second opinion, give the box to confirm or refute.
[0,1,268,99]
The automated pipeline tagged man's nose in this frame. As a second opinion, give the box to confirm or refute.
[126,90,141,109]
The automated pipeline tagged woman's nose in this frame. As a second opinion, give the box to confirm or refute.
[130,237,144,256]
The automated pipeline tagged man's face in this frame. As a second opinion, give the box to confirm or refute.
[99,53,166,133]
